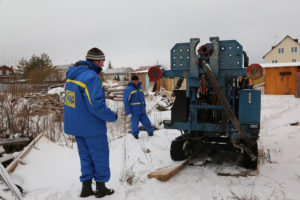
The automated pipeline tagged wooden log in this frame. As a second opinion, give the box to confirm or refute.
[6,133,43,173]
[107,87,125,92]
[0,138,30,146]
[147,160,188,181]
[0,163,23,200]
[111,91,124,96]
[113,98,123,101]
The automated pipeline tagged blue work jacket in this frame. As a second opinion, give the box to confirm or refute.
[64,60,117,137]
[123,81,146,115]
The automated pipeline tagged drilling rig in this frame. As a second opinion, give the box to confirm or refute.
[148,37,263,169]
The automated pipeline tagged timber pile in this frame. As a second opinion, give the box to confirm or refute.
[105,82,127,101]
[24,93,64,116]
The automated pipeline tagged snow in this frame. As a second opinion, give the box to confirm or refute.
[260,62,300,68]
[2,94,300,199]
[48,87,65,96]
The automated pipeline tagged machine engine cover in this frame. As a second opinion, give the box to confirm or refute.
[238,89,261,124]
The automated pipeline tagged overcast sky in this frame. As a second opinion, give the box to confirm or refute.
[0,0,299,70]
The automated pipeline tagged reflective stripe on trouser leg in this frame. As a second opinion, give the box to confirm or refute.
[85,135,110,182]
[131,114,140,136]
[140,113,154,133]
[75,136,94,182]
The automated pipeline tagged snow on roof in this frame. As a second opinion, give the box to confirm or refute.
[131,70,148,74]
[260,62,300,68]
[104,67,133,74]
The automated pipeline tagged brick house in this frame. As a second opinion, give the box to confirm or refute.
[0,65,16,83]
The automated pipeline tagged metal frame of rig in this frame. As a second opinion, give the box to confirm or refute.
[148,37,263,169]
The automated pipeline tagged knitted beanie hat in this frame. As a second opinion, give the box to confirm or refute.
[86,47,105,61]
[131,75,139,81]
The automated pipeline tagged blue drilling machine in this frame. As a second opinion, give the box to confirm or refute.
[148,37,263,169]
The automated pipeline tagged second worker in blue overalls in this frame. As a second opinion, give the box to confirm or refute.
[123,75,154,139]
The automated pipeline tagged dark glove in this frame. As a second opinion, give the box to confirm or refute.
[115,114,118,120]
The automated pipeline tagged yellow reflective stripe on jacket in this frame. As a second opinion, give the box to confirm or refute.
[130,102,141,105]
[66,79,93,106]
[130,101,144,105]
[128,90,137,101]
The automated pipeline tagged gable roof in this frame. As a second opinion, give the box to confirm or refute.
[104,67,133,74]
[0,65,13,70]
[263,35,299,58]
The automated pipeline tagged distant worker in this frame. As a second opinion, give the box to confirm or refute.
[123,75,154,139]
[64,47,117,198]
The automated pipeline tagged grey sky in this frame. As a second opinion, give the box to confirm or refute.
[0,0,299,70]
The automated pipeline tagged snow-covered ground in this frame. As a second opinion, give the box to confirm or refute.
[1,94,300,200]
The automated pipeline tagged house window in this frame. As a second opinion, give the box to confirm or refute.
[272,60,278,63]
[291,47,298,53]
[6,70,10,75]
[278,48,284,54]
[292,58,297,62]
[0,70,2,75]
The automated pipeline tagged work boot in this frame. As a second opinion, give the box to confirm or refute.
[148,132,153,136]
[134,135,139,139]
[80,180,95,198]
[95,182,114,198]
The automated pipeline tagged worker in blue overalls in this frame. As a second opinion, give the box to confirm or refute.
[123,75,154,139]
[64,47,117,198]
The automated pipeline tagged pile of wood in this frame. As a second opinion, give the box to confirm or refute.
[105,82,128,101]
[25,93,64,115]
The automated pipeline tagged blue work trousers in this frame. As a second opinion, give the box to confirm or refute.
[131,113,154,136]
[75,135,110,183]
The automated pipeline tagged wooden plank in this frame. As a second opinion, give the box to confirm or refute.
[0,138,30,146]
[147,160,188,181]
[0,163,23,200]
[6,134,43,174]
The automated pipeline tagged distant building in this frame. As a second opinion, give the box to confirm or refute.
[0,65,16,83]
[103,67,134,81]
[47,64,70,82]
[263,35,300,63]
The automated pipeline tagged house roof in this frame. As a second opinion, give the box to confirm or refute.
[263,35,299,58]
[260,62,300,68]
[0,65,14,71]
[104,67,133,74]
[130,70,148,74]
